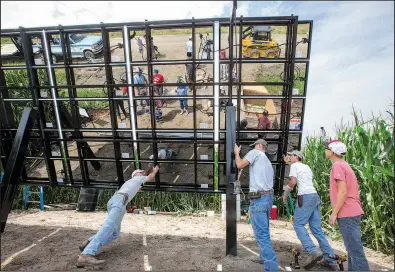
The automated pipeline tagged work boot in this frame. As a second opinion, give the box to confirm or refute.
[76,254,105,267]
[252,259,264,264]
[79,240,90,252]
[303,249,323,270]
[317,259,339,271]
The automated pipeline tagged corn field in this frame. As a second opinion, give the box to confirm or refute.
[304,108,394,254]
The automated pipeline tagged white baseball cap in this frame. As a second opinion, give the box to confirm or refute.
[324,140,347,156]
[131,169,145,178]
[287,150,304,161]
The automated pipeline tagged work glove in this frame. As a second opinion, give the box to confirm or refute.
[282,185,293,203]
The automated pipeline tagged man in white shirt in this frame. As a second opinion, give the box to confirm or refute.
[76,166,160,267]
[186,36,193,58]
[283,151,338,270]
[234,139,278,271]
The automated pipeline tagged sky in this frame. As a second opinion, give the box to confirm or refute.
[1,1,394,141]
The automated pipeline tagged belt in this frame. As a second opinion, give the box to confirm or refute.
[115,192,129,205]
[248,189,274,199]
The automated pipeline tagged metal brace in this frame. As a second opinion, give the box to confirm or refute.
[230,180,241,195]
[290,248,300,269]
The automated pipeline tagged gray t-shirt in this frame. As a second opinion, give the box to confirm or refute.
[244,149,274,192]
[117,176,147,202]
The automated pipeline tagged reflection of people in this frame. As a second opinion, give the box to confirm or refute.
[76,166,160,267]
[136,37,144,60]
[114,86,128,119]
[153,69,164,93]
[186,36,193,58]
[133,67,150,113]
[282,150,338,270]
[149,148,178,160]
[185,63,194,83]
[257,110,271,138]
[239,119,248,139]
[324,140,370,271]
[234,139,278,271]
[176,77,188,115]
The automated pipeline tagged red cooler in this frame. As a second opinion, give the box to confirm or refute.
[270,205,277,220]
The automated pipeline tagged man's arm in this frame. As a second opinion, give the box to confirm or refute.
[146,165,160,182]
[332,180,347,215]
[234,144,250,169]
[235,152,249,169]
[288,176,297,189]
[282,164,297,202]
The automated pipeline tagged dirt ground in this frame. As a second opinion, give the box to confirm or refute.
[1,210,393,271]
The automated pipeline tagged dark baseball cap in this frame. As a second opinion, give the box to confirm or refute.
[249,138,268,148]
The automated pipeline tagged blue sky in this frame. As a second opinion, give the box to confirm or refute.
[1,1,394,140]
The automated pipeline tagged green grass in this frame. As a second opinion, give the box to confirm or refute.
[255,71,305,95]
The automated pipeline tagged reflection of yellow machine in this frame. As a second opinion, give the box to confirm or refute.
[242,26,281,59]
[240,85,277,122]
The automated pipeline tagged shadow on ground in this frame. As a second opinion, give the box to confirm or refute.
[1,223,391,271]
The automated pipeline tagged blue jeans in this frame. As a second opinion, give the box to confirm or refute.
[337,216,370,271]
[179,99,188,110]
[249,194,278,271]
[83,194,126,256]
[293,193,337,265]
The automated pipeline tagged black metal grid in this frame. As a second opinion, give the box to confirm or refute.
[0,17,312,194]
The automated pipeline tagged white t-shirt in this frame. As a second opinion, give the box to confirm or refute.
[289,162,317,195]
[117,176,147,202]
[186,40,193,52]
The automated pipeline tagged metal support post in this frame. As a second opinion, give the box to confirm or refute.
[225,105,237,256]
[1,107,38,233]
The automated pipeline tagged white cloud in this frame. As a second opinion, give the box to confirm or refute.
[1,1,231,28]
[303,1,394,140]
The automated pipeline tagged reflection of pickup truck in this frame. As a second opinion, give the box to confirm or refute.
[32,34,103,62]
[1,34,103,62]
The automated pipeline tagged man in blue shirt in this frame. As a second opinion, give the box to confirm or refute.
[234,139,279,271]
[133,67,149,112]
[175,76,188,115]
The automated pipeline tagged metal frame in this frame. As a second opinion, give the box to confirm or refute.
[1,107,38,232]
[1,17,312,194]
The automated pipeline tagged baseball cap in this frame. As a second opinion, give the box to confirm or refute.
[189,36,192,39]
[323,140,347,156]
[287,150,304,161]
[249,138,268,148]
[135,67,143,73]
[131,169,145,178]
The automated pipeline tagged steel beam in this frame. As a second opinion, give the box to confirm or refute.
[0,107,38,233]
[225,105,237,256]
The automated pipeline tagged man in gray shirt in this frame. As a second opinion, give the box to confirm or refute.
[76,165,159,267]
[234,139,278,270]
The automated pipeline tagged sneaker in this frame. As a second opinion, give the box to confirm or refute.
[76,254,105,267]
[79,240,90,252]
[317,259,339,271]
[185,110,189,115]
[180,111,184,115]
[303,250,323,270]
